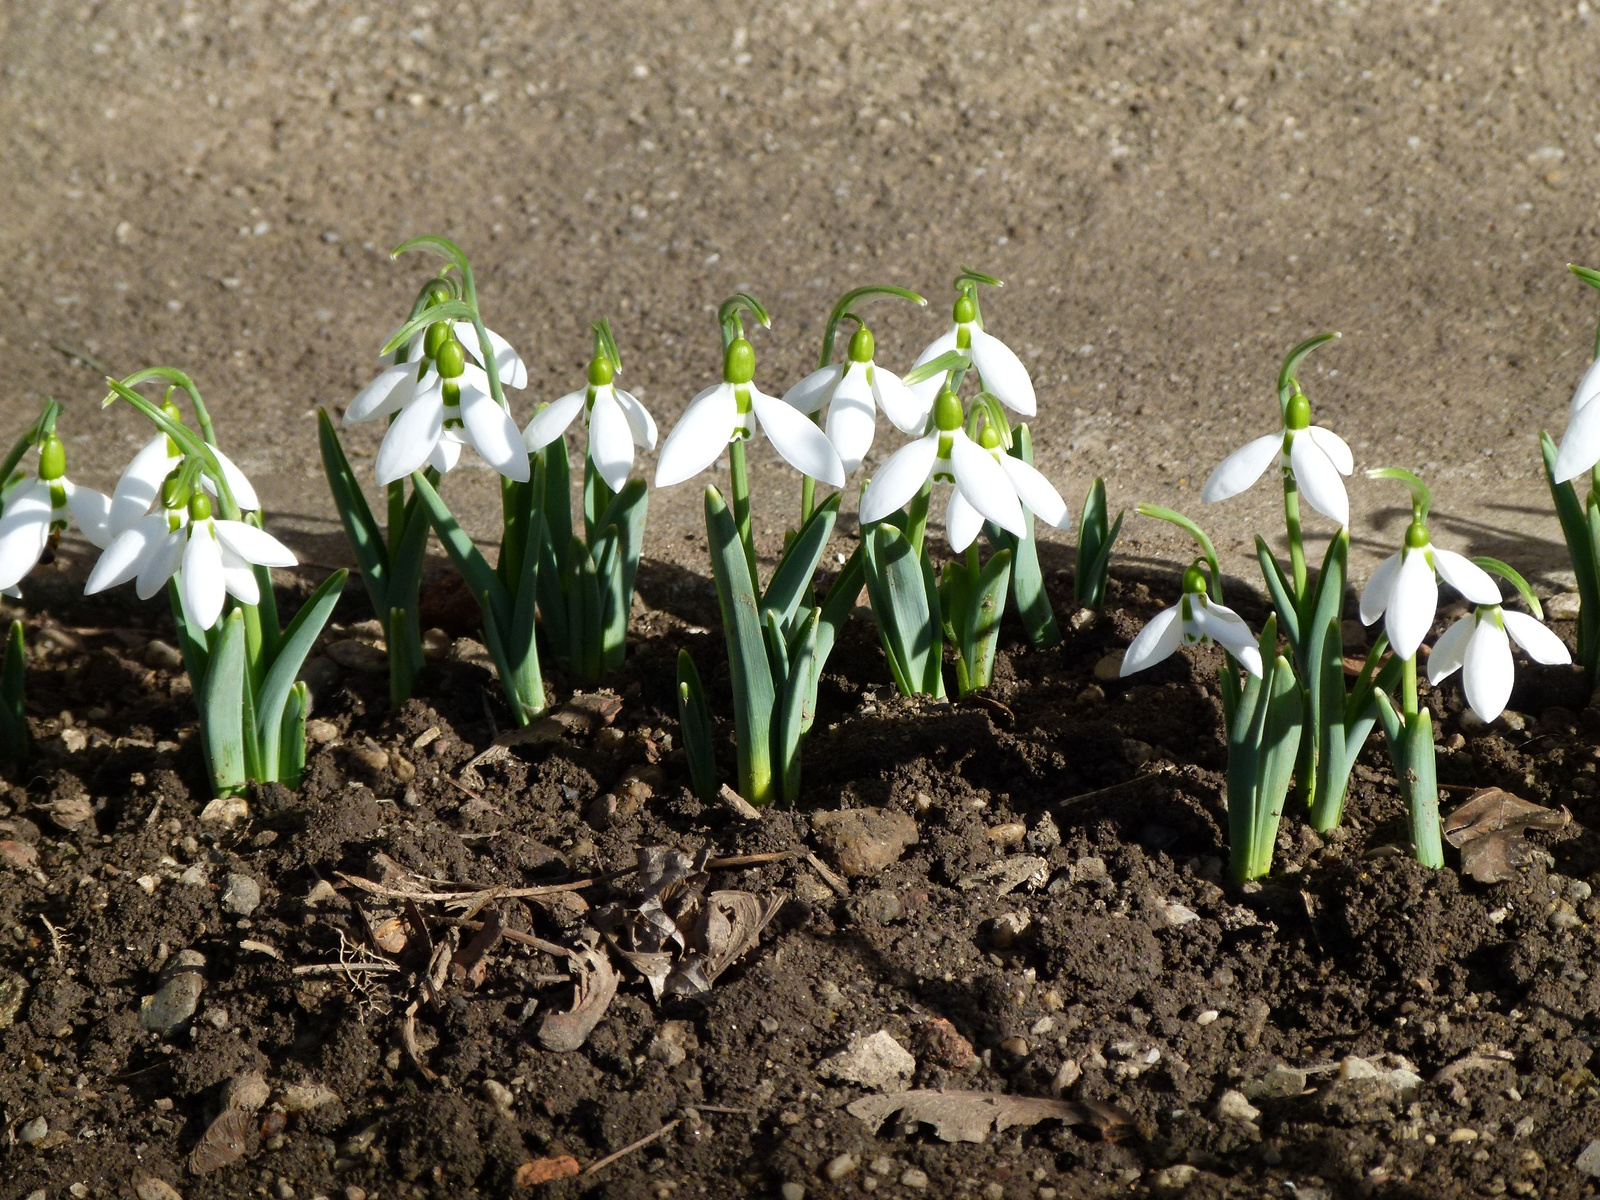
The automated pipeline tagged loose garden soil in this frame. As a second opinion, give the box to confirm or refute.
[2,544,1599,1200]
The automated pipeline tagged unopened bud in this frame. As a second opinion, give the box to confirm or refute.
[188,491,213,522]
[933,386,963,432]
[722,337,755,385]
[37,435,66,482]
[1285,390,1310,431]
[953,291,977,325]
[587,354,614,387]
[847,325,875,364]
[435,339,466,379]
[423,320,453,359]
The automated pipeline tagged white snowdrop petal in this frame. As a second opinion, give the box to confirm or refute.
[211,446,260,512]
[0,500,51,591]
[220,547,260,606]
[1553,391,1600,483]
[945,487,985,552]
[522,390,587,451]
[655,383,739,487]
[613,389,658,450]
[1202,435,1281,503]
[214,520,297,568]
[949,434,1026,537]
[1461,618,1513,724]
[66,483,115,550]
[1502,610,1573,665]
[968,327,1036,417]
[1306,426,1354,475]
[587,388,637,492]
[1120,604,1185,676]
[908,327,960,410]
[453,322,527,390]
[859,435,940,526]
[998,456,1071,529]
[374,385,445,486]
[1289,434,1350,527]
[1426,615,1474,684]
[87,513,168,594]
[823,382,877,476]
[1570,353,1600,418]
[460,387,532,482]
[1192,600,1264,674]
[870,366,929,434]
[1431,549,1501,605]
[346,362,419,424]
[427,431,463,474]
[181,526,227,631]
[1384,548,1438,660]
[136,528,187,601]
[1359,551,1403,626]
[752,390,846,487]
[781,364,843,415]
[109,435,176,534]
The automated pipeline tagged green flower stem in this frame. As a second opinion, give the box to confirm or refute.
[728,437,758,586]
[1402,653,1418,720]
[800,473,816,527]
[905,479,932,559]
[1283,473,1307,600]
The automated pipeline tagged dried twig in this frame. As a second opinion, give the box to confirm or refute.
[584,1118,682,1176]
[38,915,65,960]
[401,999,437,1081]
[291,961,401,976]
[805,852,850,898]
[451,917,567,959]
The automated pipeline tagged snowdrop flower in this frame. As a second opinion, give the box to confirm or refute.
[1428,602,1570,723]
[1202,389,1354,527]
[907,285,1036,420]
[523,346,657,492]
[1549,353,1600,482]
[1359,518,1500,661]
[85,488,296,631]
[655,336,845,488]
[1120,562,1264,679]
[859,387,1067,551]
[782,325,924,474]
[354,323,528,486]
[0,435,114,592]
[107,402,260,536]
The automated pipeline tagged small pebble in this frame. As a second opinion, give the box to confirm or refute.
[1093,651,1124,682]
[421,628,452,659]
[1214,1089,1260,1125]
[1196,1009,1220,1026]
[823,1154,857,1181]
[987,822,1026,848]
[143,639,184,670]
[900,1168,929,1190]
[1000,1036,1030,1057]
[352,742,389,771]
[221,874,261,917]
[18,1115,48,1143]
[481,1078,514,1115]
[781,1183,806,1200]
[870,1157,894,1176]
[1448,1128,1479,1143]
[1546,592,1583,621]
[305,719,339,745]
[1076,684,1105,705]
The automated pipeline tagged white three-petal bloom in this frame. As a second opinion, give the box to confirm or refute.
[782,328,926,475]
[523,360,657,492]
[1551,354,1600,482]
[906,293,1036,421]
[1120,583,1264,679]
[1428,604,1571,723]
[655,338,845,488]
[107,432,260,536]
[1203,420,1354,527]
[0,477,113,592]
[1359,533,1500,661]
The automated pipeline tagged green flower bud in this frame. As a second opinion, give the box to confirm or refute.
[188,490,212,522]
[587,354,615,387]
[161,474,189,510]
[847,325,875,364]
[1182,561,1208,594]
[423,320,453,359]
[435,339,466,379]
[426,283,453,308]
[978,424,1002,451]
[933,386,963,432]
[160,400,183,422]
[37,435,66,482]
[723,337,756,385]
[1285,390,1310,431]
[1404,520,1430,550]
[953,292,976,325]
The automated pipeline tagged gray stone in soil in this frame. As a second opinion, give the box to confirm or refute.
[221,874,262,916]
[1577,1139,1600,1177]
[18,1115,47,1143]
[810,808,918,878]
[140,949,207,1034]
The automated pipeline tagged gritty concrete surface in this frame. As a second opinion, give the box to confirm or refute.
[4,1,1599,602]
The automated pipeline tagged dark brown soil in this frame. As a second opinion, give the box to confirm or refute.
[2,556,1599,1200]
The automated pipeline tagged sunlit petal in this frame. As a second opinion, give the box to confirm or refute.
[109,434,176,534]
[998,456,1071,529]
[1120,604,1184,676]
[374,383,445,485]
[950,433,1026,537]
[945,488,985,552]
[1502,610,1572,665]
[752,390,846,487]
[655,383,738,487]
[1359,551,1402,626]
[860,435,940,526]
[1306,425,1354,475]
[781,364,842,415]
[347,362,419,424]
[136,527,187,601]
[968,327,1036,416]
[1202,434,1281,503]
[1385,548,1438,660]
[908,326,960,410]
[181,524,227,630]
[522,390,586,451]
[1191,598,1264,676]
[823,371,877,476]
[1289,433,1350,526]
[587,388,637,492]
[1431,548,1501,605]
[214,520,297,568]
[1461,617,1513,723]
[613,389,658,450]
[1553,391,1600,483]
[460,387,531,482]
[219,546,259,606]
[1426,614,1474,684]
[870,366,928,433]
[87,513,168,594]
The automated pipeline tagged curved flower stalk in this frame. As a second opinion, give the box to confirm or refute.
[1120,508,1302,883]
[656,294,858,807]
[524,320,652,683]
[1360,469,1500,869]
[1427,559,1571,724]
[907,269,1036,420]
[94,370,346,797]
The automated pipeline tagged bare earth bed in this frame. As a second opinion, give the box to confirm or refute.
[0,549,1597,1200]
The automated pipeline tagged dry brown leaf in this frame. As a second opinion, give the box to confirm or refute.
[847,1088,1133,1144]
[1442,788,1571,884]
[538,946,619,1052]
[187,1107,258,1175]
[515,1155,582,1186]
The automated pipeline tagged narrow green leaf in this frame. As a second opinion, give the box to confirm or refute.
[541,437,574,565]
[776,607,821,807]
[706,486,777,806]
[1246,652,1303,880]
[763,492,839,632]
[1541,431,1600,674]
[278,682,309,789]
[202,610,249,797]
[1075,478,1109,607]
[596,478,648,671]
[377,299,477,359]
[536,533,571,667]
[1276,331,1340,412]
[958,549,1012,696]
[506,509,546,710]
[676,651,719,802]
[1254,535,1302,650]
[568,532,602,684]
[864,524,939,697]
[0,621,29,763]
[1570,263,1600,291]
[256,569,348,770]
[1405,708,1443,868]
[1005,426,1061,648]
[410,470,512,632]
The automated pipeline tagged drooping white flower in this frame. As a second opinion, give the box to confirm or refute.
[0,435,114,592]
[655,336,845,488]
[906,288,1036,421]
[523,353,657,492]
[1120,563,1264,678]
[85,490,296,631]
[1550,353,1600,483]
[1202,390,1354,527]
[782,325,925,475]
[107,422,260,536]
[350,321,529,486]
[1359,522,1500,660]
[1428,603,1570,723]
[859,388,1068,551]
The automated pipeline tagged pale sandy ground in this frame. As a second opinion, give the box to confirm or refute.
[4,0,1599,608]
